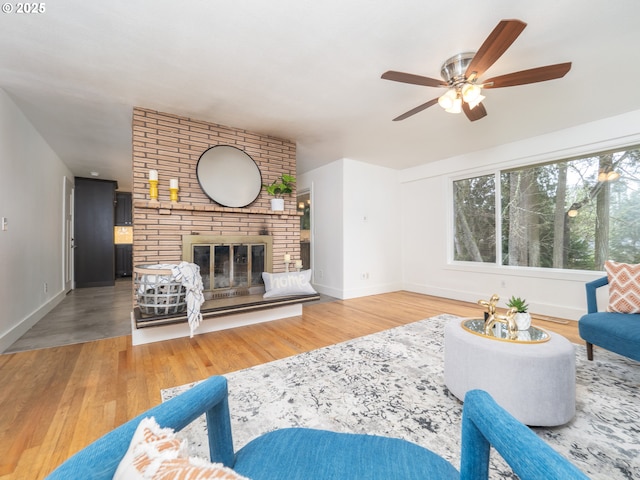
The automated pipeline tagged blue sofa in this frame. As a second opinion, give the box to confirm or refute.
[45,375,588,479]
[579,276,640,362]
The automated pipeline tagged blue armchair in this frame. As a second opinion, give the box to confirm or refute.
[579,276,640,362]
[46,375,588,480]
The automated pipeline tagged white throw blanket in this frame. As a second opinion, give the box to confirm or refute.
[170,262,205,337]
[144,262,205,337]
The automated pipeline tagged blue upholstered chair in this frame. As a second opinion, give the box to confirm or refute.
[46,375,588,480]
[579,276,640,362]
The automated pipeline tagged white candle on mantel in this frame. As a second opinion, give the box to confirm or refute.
[149,169,158,181]
[295,259,302,269]
[284,254,291,263]
[170,179,179,189]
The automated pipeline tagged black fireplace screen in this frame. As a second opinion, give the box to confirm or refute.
[193,243,265,291]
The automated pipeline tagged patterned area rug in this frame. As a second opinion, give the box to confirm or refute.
[162,315,640,479]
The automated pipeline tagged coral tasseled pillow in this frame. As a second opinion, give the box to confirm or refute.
[605,260,640,314]
[114,417,249,480]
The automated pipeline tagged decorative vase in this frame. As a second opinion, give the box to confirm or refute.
[271,198,285,211]
[514,312,531,331]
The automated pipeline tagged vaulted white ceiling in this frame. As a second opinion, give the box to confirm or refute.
[2,0,640,191]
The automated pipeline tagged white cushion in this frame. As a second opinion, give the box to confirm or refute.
[114,417,248,479]
[262,270,317,298]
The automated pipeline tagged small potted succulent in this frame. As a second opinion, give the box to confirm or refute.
[263,173,296,211]
[506,296,531,330]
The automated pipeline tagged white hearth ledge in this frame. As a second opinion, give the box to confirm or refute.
[130,304,302,346]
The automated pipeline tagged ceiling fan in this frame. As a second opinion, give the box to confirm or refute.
[381,19,572,122]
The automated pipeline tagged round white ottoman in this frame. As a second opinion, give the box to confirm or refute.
[444,317,575,426]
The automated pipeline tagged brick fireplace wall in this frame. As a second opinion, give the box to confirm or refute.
[131,107,300,274]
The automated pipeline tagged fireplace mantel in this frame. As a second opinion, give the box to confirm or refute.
[134,200,301,217]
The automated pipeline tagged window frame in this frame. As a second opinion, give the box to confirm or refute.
[447,141,640,278]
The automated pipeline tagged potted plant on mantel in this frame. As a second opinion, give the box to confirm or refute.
[263,173,296,211]
[506,296,531,331]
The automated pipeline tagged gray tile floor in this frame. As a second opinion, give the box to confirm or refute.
[4,278,134,354]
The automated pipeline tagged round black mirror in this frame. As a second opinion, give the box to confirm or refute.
[196,145,262,207]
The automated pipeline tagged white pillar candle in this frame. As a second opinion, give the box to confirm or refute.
[149,169,158,181]
[170,179,179,189]
[295,259,302,269]
[284,254,291,262]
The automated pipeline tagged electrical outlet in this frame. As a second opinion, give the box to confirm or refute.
[43,282,48,293]
[1,217,7,231]
[501,280,507,288]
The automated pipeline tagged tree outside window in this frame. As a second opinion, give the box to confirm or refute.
[453,147,640,270]
[453,174,496,263]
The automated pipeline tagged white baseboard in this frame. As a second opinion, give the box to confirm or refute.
[341,282,402,300]
[402,283,583,321]
[312,282,402,300]
[130,303,303,346]
[0,290,66,353]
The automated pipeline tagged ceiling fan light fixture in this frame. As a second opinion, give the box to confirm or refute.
[438,88,458,110]
[467,94,486,110]
[380,20,572,122]
[461,83,482,103]
[445,96,462,114]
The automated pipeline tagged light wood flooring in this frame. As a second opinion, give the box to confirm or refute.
[0,291,581,480]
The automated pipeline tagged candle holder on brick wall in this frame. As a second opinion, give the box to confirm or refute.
[149,179,158,202]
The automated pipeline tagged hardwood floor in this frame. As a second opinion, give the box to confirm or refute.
[0,291,580,479]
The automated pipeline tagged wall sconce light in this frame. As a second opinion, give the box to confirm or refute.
[170,178,179,202]
[149,170,158,201]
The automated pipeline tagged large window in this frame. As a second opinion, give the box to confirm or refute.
[453,174,496,262]
[453,147,640,270]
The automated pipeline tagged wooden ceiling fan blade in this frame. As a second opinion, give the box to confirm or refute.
[465,19,527,78]
[392,98,439,121]
[381,71,447,88]
[482,62,572,88]
[462,102,487,121]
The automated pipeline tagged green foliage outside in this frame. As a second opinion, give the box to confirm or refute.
[454,147,640,271]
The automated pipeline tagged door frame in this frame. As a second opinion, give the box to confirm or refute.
[63,176,74,292]
[297,185,313,274]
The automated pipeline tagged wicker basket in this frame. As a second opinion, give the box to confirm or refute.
[134,265,187,316]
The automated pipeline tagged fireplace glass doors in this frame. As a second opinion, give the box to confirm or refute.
[183,235,272,299]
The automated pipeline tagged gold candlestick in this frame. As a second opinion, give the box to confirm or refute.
[149,179,158,201]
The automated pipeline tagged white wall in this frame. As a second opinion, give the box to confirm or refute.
[400,109,640,320]
[0,89,73,352]
[299,158,401,299]
[342,159,401,298]
[299,160,344,298]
